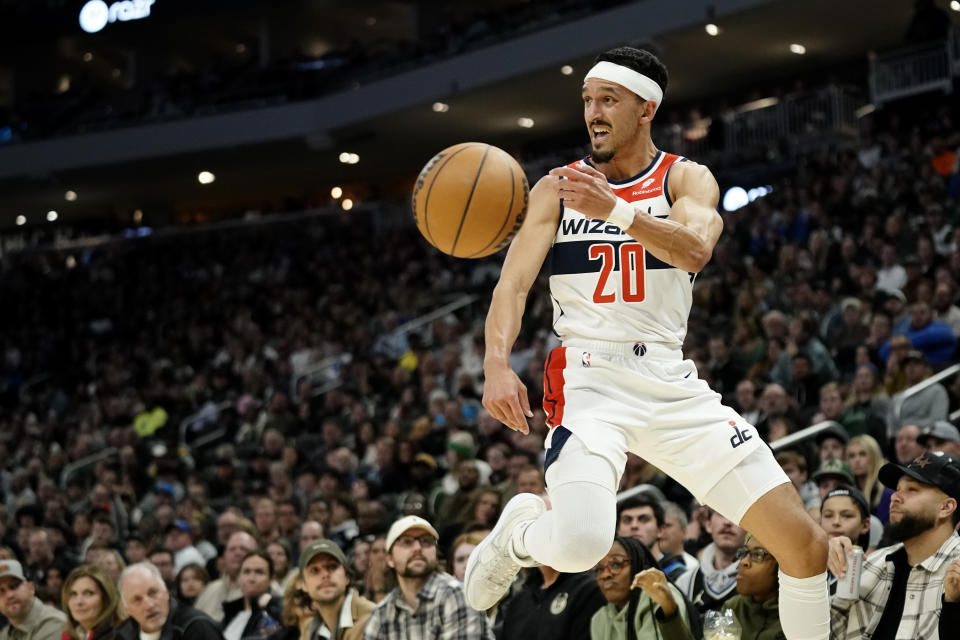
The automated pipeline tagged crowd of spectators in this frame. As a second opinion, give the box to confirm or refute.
[0,78,960,639]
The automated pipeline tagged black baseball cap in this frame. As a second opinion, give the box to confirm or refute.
[879,451,960,501]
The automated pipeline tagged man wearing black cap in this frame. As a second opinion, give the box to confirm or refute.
[828,451,960,639]
[300,540,375,640]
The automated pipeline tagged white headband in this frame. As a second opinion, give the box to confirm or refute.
[584,61,663,112]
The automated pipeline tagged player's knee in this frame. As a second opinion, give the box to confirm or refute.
[555,519,614,572]
[778,519,828,576]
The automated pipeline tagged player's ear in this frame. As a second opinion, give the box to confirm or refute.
[639,100,657,124]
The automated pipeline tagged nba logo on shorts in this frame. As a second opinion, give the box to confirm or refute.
[581,352,591,367]
[633,342,646,357]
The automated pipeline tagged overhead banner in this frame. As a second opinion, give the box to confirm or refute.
[79,0,156,34]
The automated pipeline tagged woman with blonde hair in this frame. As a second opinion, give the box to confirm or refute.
[267,573,314,640]
[845,435,890,518]
[61,564,126,640]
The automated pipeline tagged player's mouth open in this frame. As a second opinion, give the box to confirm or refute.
[592,127,611,141]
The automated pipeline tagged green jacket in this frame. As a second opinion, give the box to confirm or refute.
[589,584,695,640]
[721,595,785,640]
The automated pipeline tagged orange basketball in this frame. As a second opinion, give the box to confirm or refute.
[411,142,529,258]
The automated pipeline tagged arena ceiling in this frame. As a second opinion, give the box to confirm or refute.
[0,0,938,229]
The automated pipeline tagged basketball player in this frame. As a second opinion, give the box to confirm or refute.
[463,47,829,640]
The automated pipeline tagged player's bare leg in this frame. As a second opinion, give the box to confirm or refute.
[740,483,829,640]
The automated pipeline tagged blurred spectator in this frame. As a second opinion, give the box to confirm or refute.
[270,576,312,640]
[811,460,856,503]
[932,282,960,337]
[844,435,890,518]
[148,549,176,589]
[265,540,296,592]
[590,536,697,640]
[117,563,222,640]
[362,516,492,639]
[326,496,359,552]
[0,561,65,640]
[449,532,485,583]
[776,450,820,514]
[886,350,949,435]
[660,503,699,573]
[176,564,210,608]
[675,509,745,614]
[894,423,927,465]
[828,452,960,638]
[819,487,872,595]
[733,380,762,426]
[816,423,849,463]
[166,521,205,575]
[499,560,604,640]
[719,535,783,640]
[221,551,282,640]
[196,531,258,623]
[882,302,957,367]
[918,421,960,456]
[61,564,125,640]
[616,494,685,581]
[299,522,324,549]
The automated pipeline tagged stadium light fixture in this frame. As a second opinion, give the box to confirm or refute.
[952,0,959,11]
[705,23,719,36]
[789,43,806,55]
[15,215,26,226]
[518,117,535,128]
[47,210,58,222]
[331,187,343,199]
[197,171,215,184]
[65,190,78,201]
[342,198,354,211]
[560,65,573,75]
[432,102,449,113]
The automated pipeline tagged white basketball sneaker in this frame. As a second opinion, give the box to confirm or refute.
[463,492,546,610]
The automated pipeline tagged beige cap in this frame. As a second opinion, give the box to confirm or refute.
[385,515,440,551]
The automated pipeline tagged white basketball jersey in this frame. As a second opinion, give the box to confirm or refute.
[548,151,694,346]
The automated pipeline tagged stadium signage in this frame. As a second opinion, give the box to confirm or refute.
[79,0,155,34]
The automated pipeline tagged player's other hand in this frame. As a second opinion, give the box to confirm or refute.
[548,162,616,220]
[826,535,853,577]
[482,365,533,434]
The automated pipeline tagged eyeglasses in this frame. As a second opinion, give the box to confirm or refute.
[733,547,774,563]
[593,555,630,576]
[394,535,437,549]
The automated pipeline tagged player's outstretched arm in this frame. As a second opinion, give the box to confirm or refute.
[483,176,561,434]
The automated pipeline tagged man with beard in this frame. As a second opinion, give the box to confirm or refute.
[362,516,492,639]
[827,451,960,639]
[300,540,375,640]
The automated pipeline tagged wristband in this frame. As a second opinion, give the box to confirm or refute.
[606,198,635,231]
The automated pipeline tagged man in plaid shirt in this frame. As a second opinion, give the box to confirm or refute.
[362,516,494,640]
[827,451,960,639]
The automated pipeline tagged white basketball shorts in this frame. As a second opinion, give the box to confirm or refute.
[541,338,789,523]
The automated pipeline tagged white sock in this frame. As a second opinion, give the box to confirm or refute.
[778,569,829,640]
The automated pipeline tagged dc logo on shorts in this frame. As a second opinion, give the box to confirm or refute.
[581,352,591,367]
[633,342,647,357]
[729,420,753,448]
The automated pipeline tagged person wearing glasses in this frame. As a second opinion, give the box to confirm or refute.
[590,536,698,640]
[719,535,783,640]
[362,516,493,640]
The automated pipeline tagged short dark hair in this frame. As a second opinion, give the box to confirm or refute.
[617,493,664,528]
[595,47,668,95]
[241,549,275,578]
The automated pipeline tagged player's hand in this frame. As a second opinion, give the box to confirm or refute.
[827,535,853,577]
[548,162,617,220]
[632,568,677,617]
[482,365,533,434]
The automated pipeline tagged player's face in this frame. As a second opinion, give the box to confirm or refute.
[582,79,643,164]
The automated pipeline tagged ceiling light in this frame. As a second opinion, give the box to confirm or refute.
[15,215,25,226]
[83,52,93,62]
[705,23,719,36]
[432,102,449,113]
[341,198,354,211]
[365,16,376,26]
[133,209,143,223]
[112,68,122,79]
[47,210,58,222]
[517,117,535,128]
[789,43,806,55]
[197,171,215,184]
[348,153,359,164]
[952,0,959,10]
[235,43,246,54]
[65,190,77,201]
[65,255,77,269]
[331,186,343,199]
[560,65,573,75]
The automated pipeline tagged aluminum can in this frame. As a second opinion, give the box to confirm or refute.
[835,546,864,599]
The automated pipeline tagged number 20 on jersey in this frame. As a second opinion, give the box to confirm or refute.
[589,242,646,304]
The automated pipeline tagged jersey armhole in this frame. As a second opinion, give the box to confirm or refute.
[663,157,688,207]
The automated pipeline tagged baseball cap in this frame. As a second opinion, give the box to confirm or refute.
[447,432,476,458]
[840,297,861,312]
[811,459,855,485]
[385,516,440,552]
[0,561,26,583]
[822,487,870,519]
[918,421,960,445]
[901,349,928,366]
[165,519,191,534]
[815,421,850,446]
[154,482,175,498]
[298,539,347,572]
[879,451,960,501]
[413,453,437,469]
